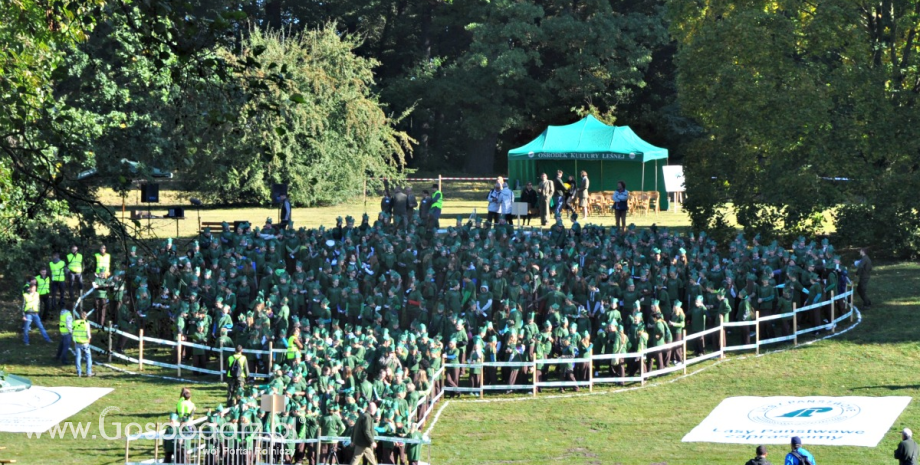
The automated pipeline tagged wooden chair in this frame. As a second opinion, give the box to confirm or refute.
[634,192,650,216]
[648,191,660,216]
[589,194,606,216]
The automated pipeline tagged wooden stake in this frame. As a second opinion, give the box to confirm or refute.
[138,328,144,372]
[219,338,224,383]
[682,330,687,375]
[588,356,594,392]
[107,321,113,363]
[532,362,538,396]
[719,314,725,360]
[755,311,760,355]
[830,292,836,333]
[850,284,855,323]
[792,304,798,347]
[640,351,646,386]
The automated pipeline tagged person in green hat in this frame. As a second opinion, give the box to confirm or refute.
[163,413,182,464]
[467,340,483,396]
[319,404,346,463]
[443,338,461,398]
[647,308,669,372]
[690,294,707,355]
[668,300,686,364]
[191,320,209,374]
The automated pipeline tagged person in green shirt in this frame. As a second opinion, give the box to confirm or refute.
[711,289,731,350]
[668,300,686,364]
[646,309,668,372]
[467,341,483,396]
[319,404,346,463]
[191,321,209,374]
[690,294,707,355]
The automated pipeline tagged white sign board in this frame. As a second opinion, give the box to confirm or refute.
[0,386,113,433]
[662,165,685,192]
[682,396,911,447]
[511,202,530,216]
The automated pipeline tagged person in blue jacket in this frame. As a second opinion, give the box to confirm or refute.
[784,436,816,465]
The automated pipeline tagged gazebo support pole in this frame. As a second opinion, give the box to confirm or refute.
[641,160,645,191]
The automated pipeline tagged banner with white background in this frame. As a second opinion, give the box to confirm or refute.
[683,396,911,447]
[0,386,113,433]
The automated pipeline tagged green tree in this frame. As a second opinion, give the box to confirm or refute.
[671,0,920,254]
[191,26,413,206]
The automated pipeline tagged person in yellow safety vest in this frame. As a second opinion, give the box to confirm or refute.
[23,282,52,346]
[49,252,67,313]
[72,310,93,377]
[94,244,111,278]
[430,183,443,229]
[226,345,249,406]
[57,307,74,364]
[67,244,84,300]
[176,388,196,422]
[35,267,52,321]
[286,326,303,361]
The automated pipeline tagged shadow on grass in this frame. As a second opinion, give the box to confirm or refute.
[848,384,920,391]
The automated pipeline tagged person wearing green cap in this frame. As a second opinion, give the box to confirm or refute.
[467,341,483,395]
[191,320,209,374]
[690,295,707,355]
[646,308,667,372]
[163,413,182,463]
[711,289,731,350]
[805,271,825,329]
[320,404,346,463]
[484,335,500,387]
[736,290,755,346]
[226,345,249,406]
[668,301,686,364]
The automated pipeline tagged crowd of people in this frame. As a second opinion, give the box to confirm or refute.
[19,174,877,465]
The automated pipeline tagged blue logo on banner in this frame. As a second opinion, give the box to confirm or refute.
[748,400,861,426]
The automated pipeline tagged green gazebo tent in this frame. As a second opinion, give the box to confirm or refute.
[508,115,669,210]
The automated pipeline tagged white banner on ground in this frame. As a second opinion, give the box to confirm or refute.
[682,396,911,447]
[0,386,113,433]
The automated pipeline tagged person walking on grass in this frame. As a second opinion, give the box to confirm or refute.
[856,247,873,308]
[784,436,815,465]
[73,310,93,377]
[895,428,918,465]
[746,445,773,465]
[23,281,52,346]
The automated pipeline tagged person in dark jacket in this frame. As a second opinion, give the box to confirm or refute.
[856,248,873,308]
[520,182,538,225]
[745,445,773,465]
[350,402,377,465]
[392,187,409,231]
[895,428,919,465]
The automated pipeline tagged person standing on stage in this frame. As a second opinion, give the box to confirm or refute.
[537,173,554,226]
[520,182,538,225]
[612,180,629,231]
[577,170,590,219]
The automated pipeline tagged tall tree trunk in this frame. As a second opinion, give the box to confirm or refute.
[463,131,499,174]
[265,0,283,30]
